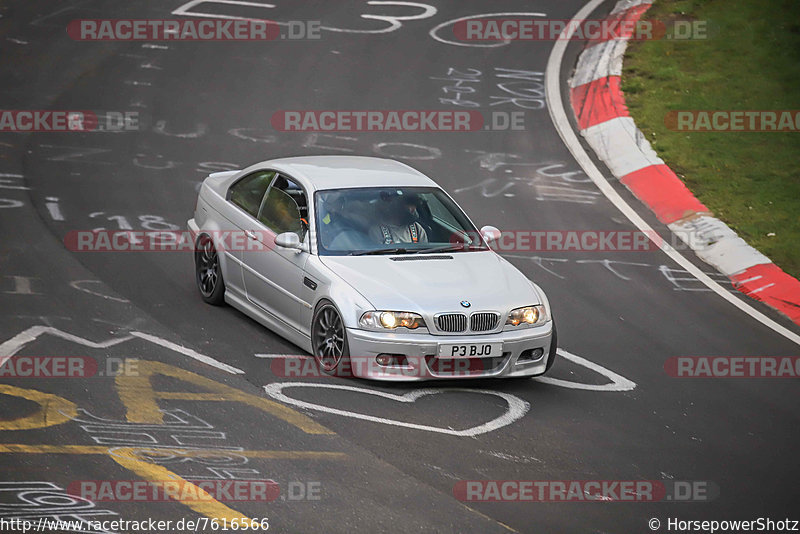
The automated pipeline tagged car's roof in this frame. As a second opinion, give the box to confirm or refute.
[257,156,438,191]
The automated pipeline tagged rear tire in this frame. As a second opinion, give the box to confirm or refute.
[195,234,225,306]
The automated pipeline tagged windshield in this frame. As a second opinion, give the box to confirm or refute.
[315,187,488,256]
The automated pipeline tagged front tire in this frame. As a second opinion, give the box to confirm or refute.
[195,234,225,306]
[543,321,558,374]
[312,301,350,376]
[524,321,557,379]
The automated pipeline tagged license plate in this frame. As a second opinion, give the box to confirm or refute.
[438,343,503,358]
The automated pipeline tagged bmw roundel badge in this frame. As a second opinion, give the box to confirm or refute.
[460,301,471,308]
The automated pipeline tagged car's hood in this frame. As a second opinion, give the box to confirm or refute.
[320,251,540,313]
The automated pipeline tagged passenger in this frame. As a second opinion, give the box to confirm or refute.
[319,192,368,250]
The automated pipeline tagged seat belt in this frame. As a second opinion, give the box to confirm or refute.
[380,225,393,244]
[408,223,418,243]
[380,224,418,244]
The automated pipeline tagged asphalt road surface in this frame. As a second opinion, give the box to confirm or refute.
[1,1,798,533]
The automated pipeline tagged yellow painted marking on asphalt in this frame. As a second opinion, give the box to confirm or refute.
[0,385,77,430]
[108,447,253,522]
[0,445,344,523]
[0,444,108,454]
[2,367,338,522]
[0,444,347,461]
[115,359,333,434]
[459,502,519,533]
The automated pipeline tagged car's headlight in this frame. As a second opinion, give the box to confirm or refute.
[505,305,548,327]
[359,311,426,331]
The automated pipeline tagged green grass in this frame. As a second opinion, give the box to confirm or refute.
[622,0,800,278]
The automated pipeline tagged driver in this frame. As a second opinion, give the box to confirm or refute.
[369,192,429,245]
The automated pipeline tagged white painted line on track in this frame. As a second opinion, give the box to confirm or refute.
[429,12,545,48]
[255,353,311,359]
[45,196,64,221]
[0,326,131,366]
[129,331,244,374]
[545,0,800,346]
[0,326,243,374]
[535,349,636,391]
[263,382,529,437]
[69,280,130,303]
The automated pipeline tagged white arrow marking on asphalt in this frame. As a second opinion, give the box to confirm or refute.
[0,326,243,374]
[535,349,636,391]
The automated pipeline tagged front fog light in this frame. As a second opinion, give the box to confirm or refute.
[519,348,545,361]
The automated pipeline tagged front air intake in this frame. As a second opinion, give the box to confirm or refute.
[470,312,499,332]
[437,313,467,333]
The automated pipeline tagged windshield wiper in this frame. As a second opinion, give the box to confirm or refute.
[349,247,413,256]
[416,244,483,254]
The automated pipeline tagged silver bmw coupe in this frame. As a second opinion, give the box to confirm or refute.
[189,156,556,380]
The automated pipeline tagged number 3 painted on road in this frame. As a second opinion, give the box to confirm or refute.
[429,12,547,48]
[324,2,437,34]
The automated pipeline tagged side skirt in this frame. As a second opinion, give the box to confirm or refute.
[225,291,313,354]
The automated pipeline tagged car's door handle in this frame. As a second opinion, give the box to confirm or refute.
[245,230,257,240]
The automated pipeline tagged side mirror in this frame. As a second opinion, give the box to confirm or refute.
[480,225,501,244]
[274,232,303,250]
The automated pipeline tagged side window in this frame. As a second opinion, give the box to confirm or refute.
[229,171,276,217]
[258,175,308,240]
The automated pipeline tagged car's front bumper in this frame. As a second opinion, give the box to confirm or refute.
[345,322,554,381]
